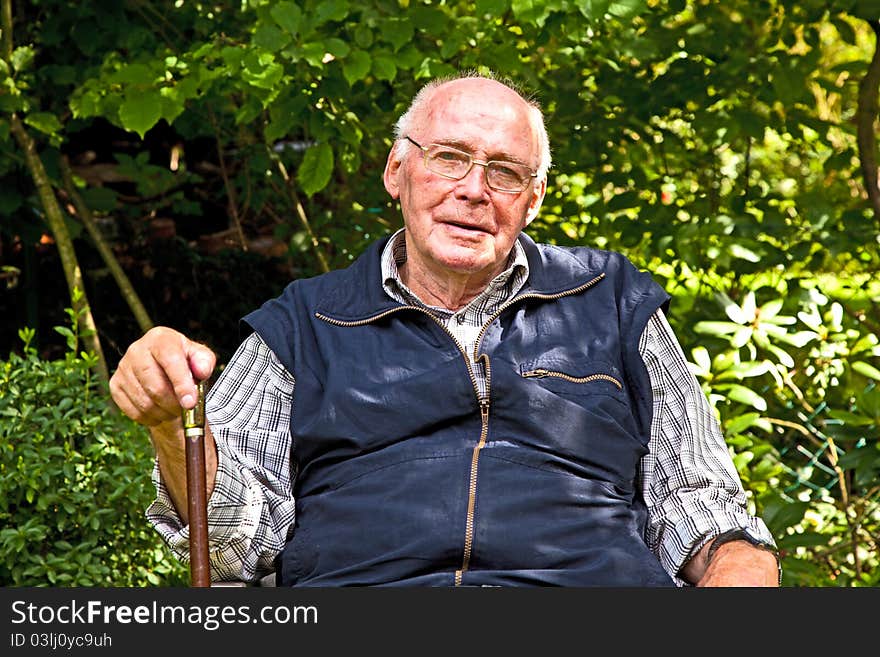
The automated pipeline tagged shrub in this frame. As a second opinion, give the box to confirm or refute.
[0,305,186,586]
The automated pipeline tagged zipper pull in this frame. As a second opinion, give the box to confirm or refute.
[479,398,490,423]
[522,368,548,378]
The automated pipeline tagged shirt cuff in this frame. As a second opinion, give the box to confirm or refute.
[144,448,266,580]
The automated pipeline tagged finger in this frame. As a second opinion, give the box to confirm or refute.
[109,361,179,426]
[148,329,215,410]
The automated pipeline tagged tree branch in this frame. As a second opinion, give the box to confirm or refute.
[59,155,155,334]
[2,0,108,384]
[856,19,880,221]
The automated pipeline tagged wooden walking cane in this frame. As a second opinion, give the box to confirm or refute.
[182,380,211,587]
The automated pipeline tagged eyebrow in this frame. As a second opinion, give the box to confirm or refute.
[432,138,531,167]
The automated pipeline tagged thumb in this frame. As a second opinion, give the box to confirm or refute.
[187,342,216,383]
[174,337,216,409]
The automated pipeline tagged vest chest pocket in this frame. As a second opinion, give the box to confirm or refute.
[518,358,627,404]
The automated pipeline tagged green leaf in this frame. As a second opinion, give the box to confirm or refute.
[476,0,510,15]
[242,54,284,90]
[314,0,350,25]
[576,0,611,20]
[719,361,771,380]
[608,0,645,18]
[715,291,748,324]
[691,346,711,373]
[23,112,63,137]
[852,361,880,382]
[777,531,828,549]
[725,412,761,435]
[763,500,809,533]
[265,93,309,143]
[723,384,768,411]
[372,55,397,82]
[324,38,351,58]
[512,0,546,23]
[380,18,414,52]
[728,242,761,262]
[343,50,372,86]
[848,0,880,22]
[826,409,874,427]
[693,321,743,337]
[765,343,794,369]
[774,330,818,348]
[607,190,640,211]
[271,1,303,35]
[410,5,448,31]
[731,326,753,349]
[118,93,162,138]
[299,42,327,68]
[0,188,23,215]
[297,142,334,196]
[11,46,35,72]
[759,298,784,320]
[253,23,290,51]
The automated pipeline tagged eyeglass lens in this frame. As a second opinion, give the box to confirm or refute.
[411,139,533,192]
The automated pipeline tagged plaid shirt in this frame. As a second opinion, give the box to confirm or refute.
[147,230,774,586]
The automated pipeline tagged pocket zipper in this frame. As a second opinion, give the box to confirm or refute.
[521,369,623,390]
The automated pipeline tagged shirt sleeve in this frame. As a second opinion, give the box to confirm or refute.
[145,331,297,583]
[638,309,776,586]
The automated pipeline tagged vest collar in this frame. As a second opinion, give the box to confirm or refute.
[314,232,605,323]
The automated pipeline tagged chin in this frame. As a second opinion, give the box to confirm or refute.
[434,252,492,274]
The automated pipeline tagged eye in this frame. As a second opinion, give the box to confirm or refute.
[432,148,469,164]
[490,162,526,183]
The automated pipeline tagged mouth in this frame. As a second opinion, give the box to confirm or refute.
[442,220,490,235]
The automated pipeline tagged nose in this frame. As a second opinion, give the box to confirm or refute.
[455,161,491,200]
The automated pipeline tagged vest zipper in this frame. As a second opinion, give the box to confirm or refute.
[316,306,488,585]
[521,369,623,389]
[454,272,606,584]
[455,397,490,586]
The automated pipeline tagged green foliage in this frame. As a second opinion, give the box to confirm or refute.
[0,308,186,586]
[1,0,878,586]
[685,275,880,586]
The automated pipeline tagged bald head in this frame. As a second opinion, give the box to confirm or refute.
[394,73,552,182]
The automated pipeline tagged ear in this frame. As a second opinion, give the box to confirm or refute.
[383,143,403,200]
[524,176,547,225]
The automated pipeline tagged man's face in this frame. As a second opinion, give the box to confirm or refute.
[383,79,546,281]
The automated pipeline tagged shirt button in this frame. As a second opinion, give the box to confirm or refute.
[456,314,465,324]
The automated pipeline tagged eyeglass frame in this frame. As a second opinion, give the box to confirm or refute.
[402,136,538,194]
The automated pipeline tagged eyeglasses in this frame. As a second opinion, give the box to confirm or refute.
[403,136,537,194]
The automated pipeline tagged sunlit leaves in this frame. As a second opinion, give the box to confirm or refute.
[298,142,334,196]
[22,112,62,138]
[241,51,284,90]
[118,94,162,139]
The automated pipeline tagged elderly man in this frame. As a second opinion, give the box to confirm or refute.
[110,72,781,587]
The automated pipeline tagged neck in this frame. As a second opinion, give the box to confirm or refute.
[399,260,502,312]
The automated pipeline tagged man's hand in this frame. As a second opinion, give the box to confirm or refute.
[692,539,780,587]
[109,326,216,426]
[109,327,219,522]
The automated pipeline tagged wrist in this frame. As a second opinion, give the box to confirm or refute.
[707,528,782,586]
